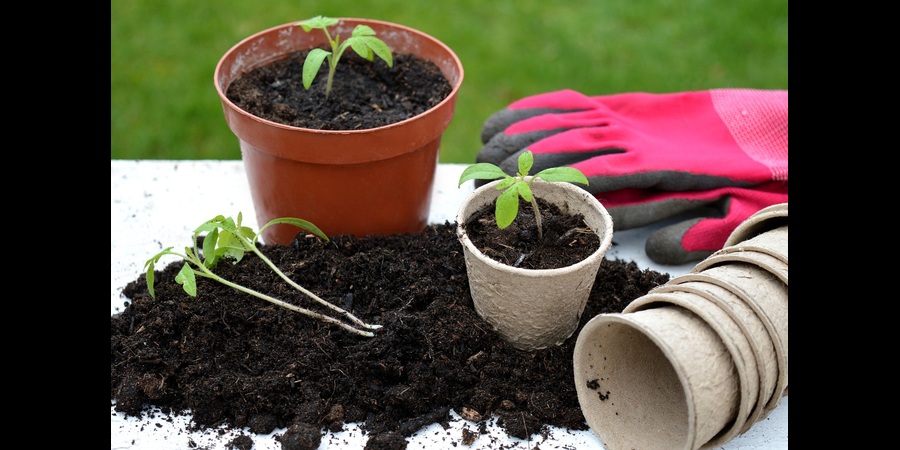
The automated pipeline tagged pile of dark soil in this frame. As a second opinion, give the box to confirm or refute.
[110,205,670,449]
[115,38,673,450]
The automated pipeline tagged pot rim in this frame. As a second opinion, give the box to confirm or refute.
[456,178,614,275]
[214,18,464,136]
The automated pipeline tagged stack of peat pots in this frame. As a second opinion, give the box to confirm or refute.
[573,203,788,450]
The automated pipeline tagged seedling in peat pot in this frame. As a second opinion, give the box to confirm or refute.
[144,213,382,337]
[458,149,589,239]
[296,15,394,99]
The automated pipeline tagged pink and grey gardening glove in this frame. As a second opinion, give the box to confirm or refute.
[599,183,787,264]
[478,88,788,265]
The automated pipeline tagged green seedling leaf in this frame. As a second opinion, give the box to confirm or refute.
[302,49,331,90]
[145,260,157,299]
[175,263,197,297]
[215,230,250,265]
[297,16,339,31]
[458,163,509,186]
[517,150,534,176]
[517,181,534,202]
[353,36,393,67]
[496,177,516,190]
[257,217,329,243]
[351,24,377,37]
[202,227,218,262]
[495,187,520,229]
[533,167,589,185]
[144,248,175,300]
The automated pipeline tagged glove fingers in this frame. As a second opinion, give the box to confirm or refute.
[481,107,571,144]
[604,194,719,230]
[585,172,754,195]
[477,129,557,166]
[646,219,715,265]
[643,195,736,265]
[679,185,787,252]
[643,184,788,265]
[531,149,626,176]
[507,89,603,110]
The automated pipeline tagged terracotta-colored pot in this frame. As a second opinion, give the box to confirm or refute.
[214,19,464,245]
[456,179,615,351]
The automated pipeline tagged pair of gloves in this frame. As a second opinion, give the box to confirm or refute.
[477,88,788,265]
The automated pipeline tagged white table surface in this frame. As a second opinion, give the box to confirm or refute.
[111,160,788,449]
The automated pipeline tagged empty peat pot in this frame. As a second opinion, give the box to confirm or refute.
[573,305,740,450]
[623,291,758,448]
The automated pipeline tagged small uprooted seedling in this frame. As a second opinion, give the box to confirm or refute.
[144,213,381,337]
[458,149,589,239]
[296,15,393,99]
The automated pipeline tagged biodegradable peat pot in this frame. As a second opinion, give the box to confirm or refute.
[653,277,779,433]
[456,179,614,351]
[623,291,757,448]
[214,18,464,245]
[573,306,740,450]
[694,262,789,410]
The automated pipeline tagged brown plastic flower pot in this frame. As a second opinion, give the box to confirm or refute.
[214,19,464,245]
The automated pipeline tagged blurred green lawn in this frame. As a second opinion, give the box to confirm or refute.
[111,0,787,164]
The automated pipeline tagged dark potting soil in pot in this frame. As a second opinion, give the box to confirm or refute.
[225,50,452,130]
[110,221,670,450]
[461,197,602,269]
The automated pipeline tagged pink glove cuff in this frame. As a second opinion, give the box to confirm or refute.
[710,89,788,181]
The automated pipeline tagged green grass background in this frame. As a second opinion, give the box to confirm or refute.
[111,0,788,164]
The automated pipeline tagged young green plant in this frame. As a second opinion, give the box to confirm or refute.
[144,213,382,337]
[458,149,589,239]
[296,16,393,99]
